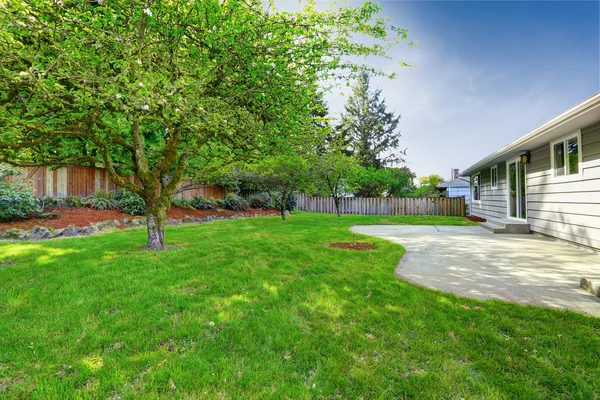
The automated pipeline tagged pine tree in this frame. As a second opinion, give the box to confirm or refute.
[337,71,405,169]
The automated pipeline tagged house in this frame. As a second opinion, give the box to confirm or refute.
[461,92,600,250]
[437,176,471,206]
[18,166,228,200]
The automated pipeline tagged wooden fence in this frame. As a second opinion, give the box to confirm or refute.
[296,193,466,216]
[17,166,228,199]
[172,184,229,200]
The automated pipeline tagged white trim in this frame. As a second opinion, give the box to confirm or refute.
[523,162,528,222]
[471,173,481,203]
[549,129,583,182]
[506,159,514,219]
[505,158,527,221]
[462,92,600,176]
[490,165,498,190]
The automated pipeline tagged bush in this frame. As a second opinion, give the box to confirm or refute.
[0,181,41,221]
[191,196,216,210]
[39,196,65,208]
[222,193,249,211]
[64,196,84,207]
[286,192,297,211]
[119,190,146,216]
[272,191,296,212]
[171,198,195,210]
[85,190,120,210]
[37,211,60,219]
[248,193,271,210]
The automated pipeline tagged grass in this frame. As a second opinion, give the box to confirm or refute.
[0,212,598,399]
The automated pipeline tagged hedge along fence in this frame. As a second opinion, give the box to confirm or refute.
[296,193,466,217]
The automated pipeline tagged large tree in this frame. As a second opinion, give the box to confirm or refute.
[337,71,404,169]
[0,0,411,250]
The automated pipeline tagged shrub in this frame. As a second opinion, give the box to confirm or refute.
[86,190,120,210]
[86,196,120,210]
[119,190,146,216]
[248,193,271,210]
[272,191,296,212]
[285,192,297,212]
[214,198,225,208]
[94,189,117,200]
[191,196,216,210]
[170,199,181,208]
[0,181,41,221]
[37,211,60,219]
[170,199,195,210]
[39,196,65,208]
[64,196,84,207]
[222,193,249,211]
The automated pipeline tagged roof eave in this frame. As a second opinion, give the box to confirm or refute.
[461,92,600,176]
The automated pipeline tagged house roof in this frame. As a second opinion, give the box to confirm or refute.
[461,92,600,176]
[437,177,470,188]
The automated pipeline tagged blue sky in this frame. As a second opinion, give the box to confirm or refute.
[320,1,600,179]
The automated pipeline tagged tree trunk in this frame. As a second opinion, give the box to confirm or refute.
[334,196,341,217]
[146,204,167,250]
[278,189,288,220]
[280,203,287,220]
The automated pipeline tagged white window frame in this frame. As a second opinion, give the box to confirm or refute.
[490,165,498,190]
[472,173,481,203]
[505,158,528,221]
[550,129,583,182]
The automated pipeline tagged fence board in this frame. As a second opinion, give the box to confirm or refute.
[17,166,228,200]
[295,195,465,217]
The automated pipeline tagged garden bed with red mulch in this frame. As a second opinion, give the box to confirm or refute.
[0,207,278,232]
[466,215,486,223]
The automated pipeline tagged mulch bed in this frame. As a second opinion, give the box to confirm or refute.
[466,215,486,222]
[329,242,378,251]
[0,207,278,232]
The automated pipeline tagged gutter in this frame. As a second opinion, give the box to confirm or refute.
[461,92,600,176]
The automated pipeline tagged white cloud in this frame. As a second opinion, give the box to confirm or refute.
[271,0,598,178]
[322,3,598,179]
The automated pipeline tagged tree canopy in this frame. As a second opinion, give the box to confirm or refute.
[411,174,445,197]
[0,0,411,249]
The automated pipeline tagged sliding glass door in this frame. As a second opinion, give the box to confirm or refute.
[507,159,527,220]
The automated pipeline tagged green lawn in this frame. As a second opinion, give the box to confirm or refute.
[1,212,598,399]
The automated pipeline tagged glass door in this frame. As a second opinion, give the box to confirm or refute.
[508,159,527,220]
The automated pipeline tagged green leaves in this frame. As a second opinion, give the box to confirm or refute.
[0,0,412,235]
[336,71,404,170]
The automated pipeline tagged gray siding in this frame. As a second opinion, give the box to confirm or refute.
[525,121,600,249]
[471,163,508,220]
[447,187,470,204]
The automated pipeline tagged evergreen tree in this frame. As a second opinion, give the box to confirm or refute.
[337,71,405,169]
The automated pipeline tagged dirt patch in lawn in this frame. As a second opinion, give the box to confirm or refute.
[329,242,378,251]
[466,215,486,223]
[0,207,278,232]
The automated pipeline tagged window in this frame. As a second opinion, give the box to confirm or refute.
[472,173,480,201]
[550,130,582,180]
[490,165,498,190]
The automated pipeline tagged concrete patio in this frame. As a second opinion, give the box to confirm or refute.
[351,225,600,317]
